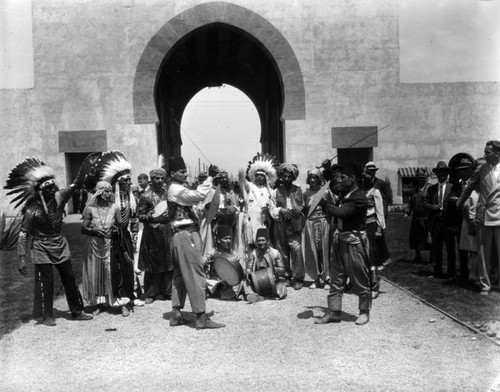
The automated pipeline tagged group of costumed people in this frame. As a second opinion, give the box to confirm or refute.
[5,150,392,328]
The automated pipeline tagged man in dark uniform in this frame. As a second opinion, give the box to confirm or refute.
[315,161,371,326]
[137,168,173,304]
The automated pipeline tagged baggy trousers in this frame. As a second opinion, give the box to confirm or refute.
[171,230,206,314]
[33,260,85,319]
[328,233,371,312]
[272,221,305,282]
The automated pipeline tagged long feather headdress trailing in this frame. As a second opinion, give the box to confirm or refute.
[4,157,56,211]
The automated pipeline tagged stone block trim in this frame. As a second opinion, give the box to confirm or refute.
[133,1,305,124]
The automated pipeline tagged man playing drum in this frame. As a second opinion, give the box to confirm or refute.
[244,228,287,303]
[205,225,244,300]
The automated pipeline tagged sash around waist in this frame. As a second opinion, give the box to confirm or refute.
[34,233,63,241]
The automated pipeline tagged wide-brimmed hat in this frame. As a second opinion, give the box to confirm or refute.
[432,161,449,173]
[364,161,379,171]
[454,157,474,170]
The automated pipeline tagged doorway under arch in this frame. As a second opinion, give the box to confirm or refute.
[133,2,305,164]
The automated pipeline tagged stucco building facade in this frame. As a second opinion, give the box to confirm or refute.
[1,0,499,212]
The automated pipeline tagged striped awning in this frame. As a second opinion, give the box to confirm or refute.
[398,167,433,178]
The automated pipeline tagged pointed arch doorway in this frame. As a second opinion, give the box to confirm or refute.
[156,22,283,163]
[133,2,305,165]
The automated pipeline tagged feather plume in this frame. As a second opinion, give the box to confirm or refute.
[3,157,56,211]
[246,152,279,187]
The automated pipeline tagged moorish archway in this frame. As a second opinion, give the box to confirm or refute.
[133,2,305,163]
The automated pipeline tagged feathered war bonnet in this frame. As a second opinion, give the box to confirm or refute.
[246,152,279,187]
[80,151,136,213]
[4,157,57,213]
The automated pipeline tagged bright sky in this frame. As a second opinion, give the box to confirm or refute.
[180,85,261,180]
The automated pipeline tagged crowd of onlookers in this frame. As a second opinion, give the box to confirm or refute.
[404,140,500,296]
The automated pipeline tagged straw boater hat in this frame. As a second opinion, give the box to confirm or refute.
[364,161,379,172]
[432,161,450,174]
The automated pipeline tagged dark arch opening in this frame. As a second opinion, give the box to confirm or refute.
[154,22,284,162]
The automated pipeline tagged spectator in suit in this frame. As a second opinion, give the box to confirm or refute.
[425,161,455,278]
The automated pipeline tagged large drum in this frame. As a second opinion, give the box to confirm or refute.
[250,268,276,297]
[213,255,244,286]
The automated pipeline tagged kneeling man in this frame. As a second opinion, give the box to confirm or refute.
[244,228,287,303]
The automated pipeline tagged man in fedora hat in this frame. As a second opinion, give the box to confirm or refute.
[425,160,456,278]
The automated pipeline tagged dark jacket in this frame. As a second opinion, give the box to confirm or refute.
[327,188,368,232]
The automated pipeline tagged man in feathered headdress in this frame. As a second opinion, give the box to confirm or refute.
[97,151,138,313]
[78,151,138,312]
[269,163,306,290]
[238,153,279,252]
[137,167,172,304]
[167,156,225,330]
[4,158,93,326]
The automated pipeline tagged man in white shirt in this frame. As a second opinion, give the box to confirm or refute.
[167,157,225,329]
[458,140,500,286]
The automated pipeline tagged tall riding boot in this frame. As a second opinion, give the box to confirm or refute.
[355,310,370,325]
[314,295,342,324]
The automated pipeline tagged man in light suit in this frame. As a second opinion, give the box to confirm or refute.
[425,161,455,278]
[458,140,500,286]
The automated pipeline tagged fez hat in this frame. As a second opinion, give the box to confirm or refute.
[365,161,379,171]
[454,157,474,170]
[217,225,232,239]
[256,228,269,240]
[432,161,449,173]
[342,161,361,178]
[169,157,186,173]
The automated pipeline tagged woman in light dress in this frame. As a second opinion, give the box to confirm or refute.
[81,181,131,316]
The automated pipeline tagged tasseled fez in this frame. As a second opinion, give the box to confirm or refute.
[169,157,186,173]
[149,168,167,179]
[217,225,232,239]
[256,228,269,240]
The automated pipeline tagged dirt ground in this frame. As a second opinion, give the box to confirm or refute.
[1,277,500,392]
